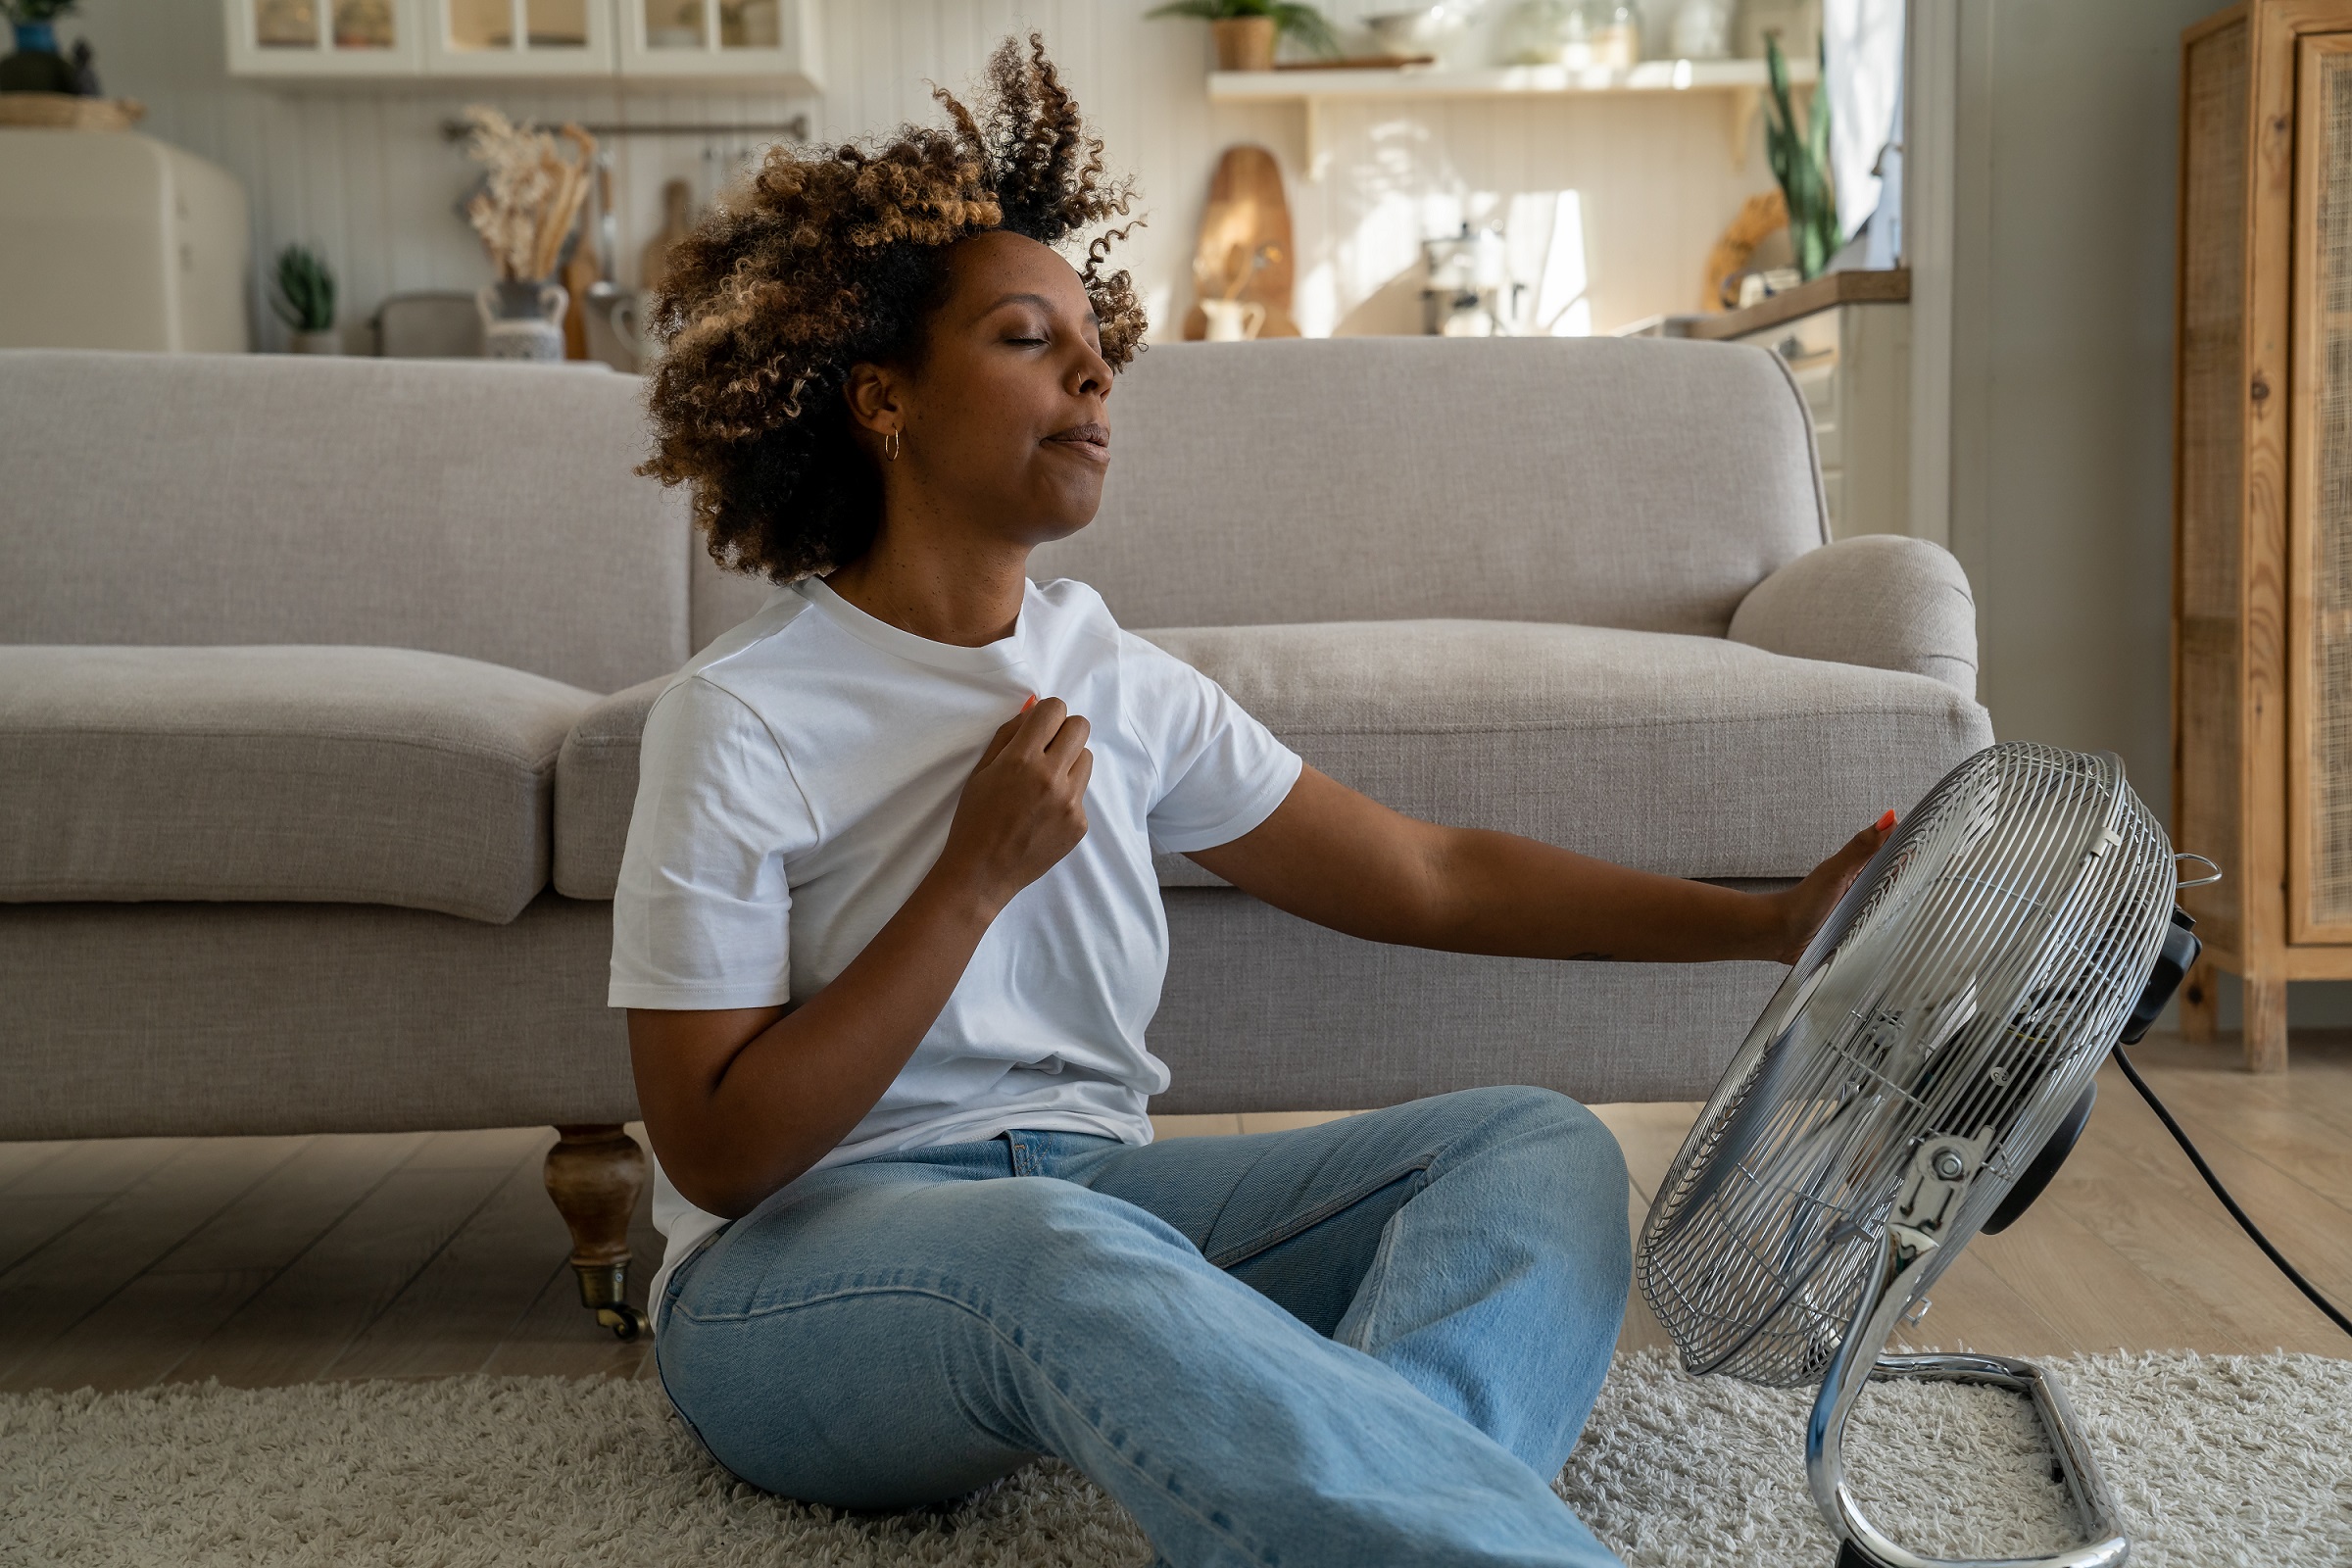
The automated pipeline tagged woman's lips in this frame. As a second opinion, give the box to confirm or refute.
[1045,421,1110,461]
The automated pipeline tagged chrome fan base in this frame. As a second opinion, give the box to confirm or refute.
[1808,1145,2129,1568]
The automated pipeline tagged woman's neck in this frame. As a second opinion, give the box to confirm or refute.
[823,524,1030,649]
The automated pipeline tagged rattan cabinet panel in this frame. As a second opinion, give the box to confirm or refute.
[2175,0,2352,1070]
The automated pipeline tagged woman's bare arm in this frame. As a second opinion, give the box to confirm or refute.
[628,699,1092,1219]
[1186,766,1889,967]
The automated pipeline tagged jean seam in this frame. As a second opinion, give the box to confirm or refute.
[1200,1156,1437,1272]
[672,1279,1277,1566]
[656,1230,731,1468]
[1337,1110,1516,1353]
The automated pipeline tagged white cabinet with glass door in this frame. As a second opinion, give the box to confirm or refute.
[227,0,420,75]
[222,0,819,86]
[618,0,817,84]
[426,0,614,74]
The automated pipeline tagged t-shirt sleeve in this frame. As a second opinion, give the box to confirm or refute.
[1123,633,1303,856]
[609,674,817,1010]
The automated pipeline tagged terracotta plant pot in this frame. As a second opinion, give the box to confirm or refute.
[1211,16,1277,72]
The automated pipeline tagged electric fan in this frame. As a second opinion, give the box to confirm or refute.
[1638,742,2207,1568]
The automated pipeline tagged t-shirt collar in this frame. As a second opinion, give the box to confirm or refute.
[797,574,1031,674]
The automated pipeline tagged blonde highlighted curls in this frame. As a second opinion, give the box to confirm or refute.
[636,35,1146,583]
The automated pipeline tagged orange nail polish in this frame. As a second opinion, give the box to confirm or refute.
[1021,695,1037,712]
[1876,809,1897,831]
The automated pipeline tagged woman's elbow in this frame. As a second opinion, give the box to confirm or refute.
[660,1149,784,1221]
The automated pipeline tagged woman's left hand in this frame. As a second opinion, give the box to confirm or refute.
[1767,811,1897,964]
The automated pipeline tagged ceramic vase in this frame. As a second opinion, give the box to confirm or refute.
[288,329,341,355]
[477,278,568,362]
[0,22,77,94]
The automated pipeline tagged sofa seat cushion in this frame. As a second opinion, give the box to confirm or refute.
[1139,620,1992,886]
[553,674,667,902]
[0,646,595,923]
[552,620,1992,902]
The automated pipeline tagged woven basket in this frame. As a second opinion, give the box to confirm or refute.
[0,93,146,130]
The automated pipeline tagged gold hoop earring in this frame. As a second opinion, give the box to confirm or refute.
[885,429,901,462]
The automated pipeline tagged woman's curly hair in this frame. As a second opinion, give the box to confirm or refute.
[637,34,1146,583]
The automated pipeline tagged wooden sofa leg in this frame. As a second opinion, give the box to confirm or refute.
[545,1124,652,1341]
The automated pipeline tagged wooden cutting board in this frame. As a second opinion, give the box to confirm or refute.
[1182,144,1299,340]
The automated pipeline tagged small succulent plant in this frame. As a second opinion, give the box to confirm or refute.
[1764,32,1838,280]
[270,245,337,334]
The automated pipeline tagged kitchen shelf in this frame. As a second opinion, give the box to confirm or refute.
[1210,57,1817,173]
[1681,267,1909,341]
[1208,57,1812,102]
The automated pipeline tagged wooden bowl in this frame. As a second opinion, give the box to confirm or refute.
[0,93,146,131]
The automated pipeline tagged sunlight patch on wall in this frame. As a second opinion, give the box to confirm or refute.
[1298,262,1339,338]
[1515,189,1592,336]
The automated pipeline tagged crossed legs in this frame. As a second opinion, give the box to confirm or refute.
[656,1086,1632,1567]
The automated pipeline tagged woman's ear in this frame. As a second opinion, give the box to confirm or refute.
[842,362,904,440]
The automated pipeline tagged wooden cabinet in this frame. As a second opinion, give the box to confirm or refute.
[2174,0,2352,1071]
[223,0,819,86]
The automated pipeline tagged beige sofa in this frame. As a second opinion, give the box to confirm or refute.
[0,340,1990,1334]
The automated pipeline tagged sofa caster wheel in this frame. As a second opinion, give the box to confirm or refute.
[597,1302,651,1342]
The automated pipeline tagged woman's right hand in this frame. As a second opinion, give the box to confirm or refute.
[636,693,1094,1218]
[935,696,1093,912]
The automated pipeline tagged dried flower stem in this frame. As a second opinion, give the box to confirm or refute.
[460,106,598,282]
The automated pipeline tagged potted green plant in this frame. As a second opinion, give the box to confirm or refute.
[0,0,81,94]
[271,245,340,354]
[1762,31,1838,280]
[1147,0,1339,73]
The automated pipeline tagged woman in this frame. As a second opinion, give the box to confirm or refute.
[621,37,1886,1568]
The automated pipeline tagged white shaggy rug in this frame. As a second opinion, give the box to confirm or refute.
[4,1351,2346,1566]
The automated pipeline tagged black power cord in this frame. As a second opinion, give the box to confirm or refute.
[2111,1045,2352,1340]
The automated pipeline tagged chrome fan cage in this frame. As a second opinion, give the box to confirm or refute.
[1636,743,2186,1568]
[1640,744,2176,1389]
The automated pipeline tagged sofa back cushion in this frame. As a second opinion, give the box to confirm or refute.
[0,350,690,693]
[1030,336,1828,638]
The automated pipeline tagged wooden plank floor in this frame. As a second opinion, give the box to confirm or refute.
[1,1030,2345,1393]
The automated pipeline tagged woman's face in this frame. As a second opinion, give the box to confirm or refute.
[856,229,1115,548]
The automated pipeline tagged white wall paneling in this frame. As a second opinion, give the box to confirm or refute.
[76,0,1781,351]
[1902,0,1955,552]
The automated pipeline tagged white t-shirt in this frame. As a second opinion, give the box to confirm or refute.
[611,574,1303,1318]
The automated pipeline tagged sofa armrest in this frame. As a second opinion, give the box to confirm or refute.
[553,674,669,900]
[1726,535,1979,699]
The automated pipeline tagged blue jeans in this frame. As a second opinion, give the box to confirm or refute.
[657,1085,1632,1568]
